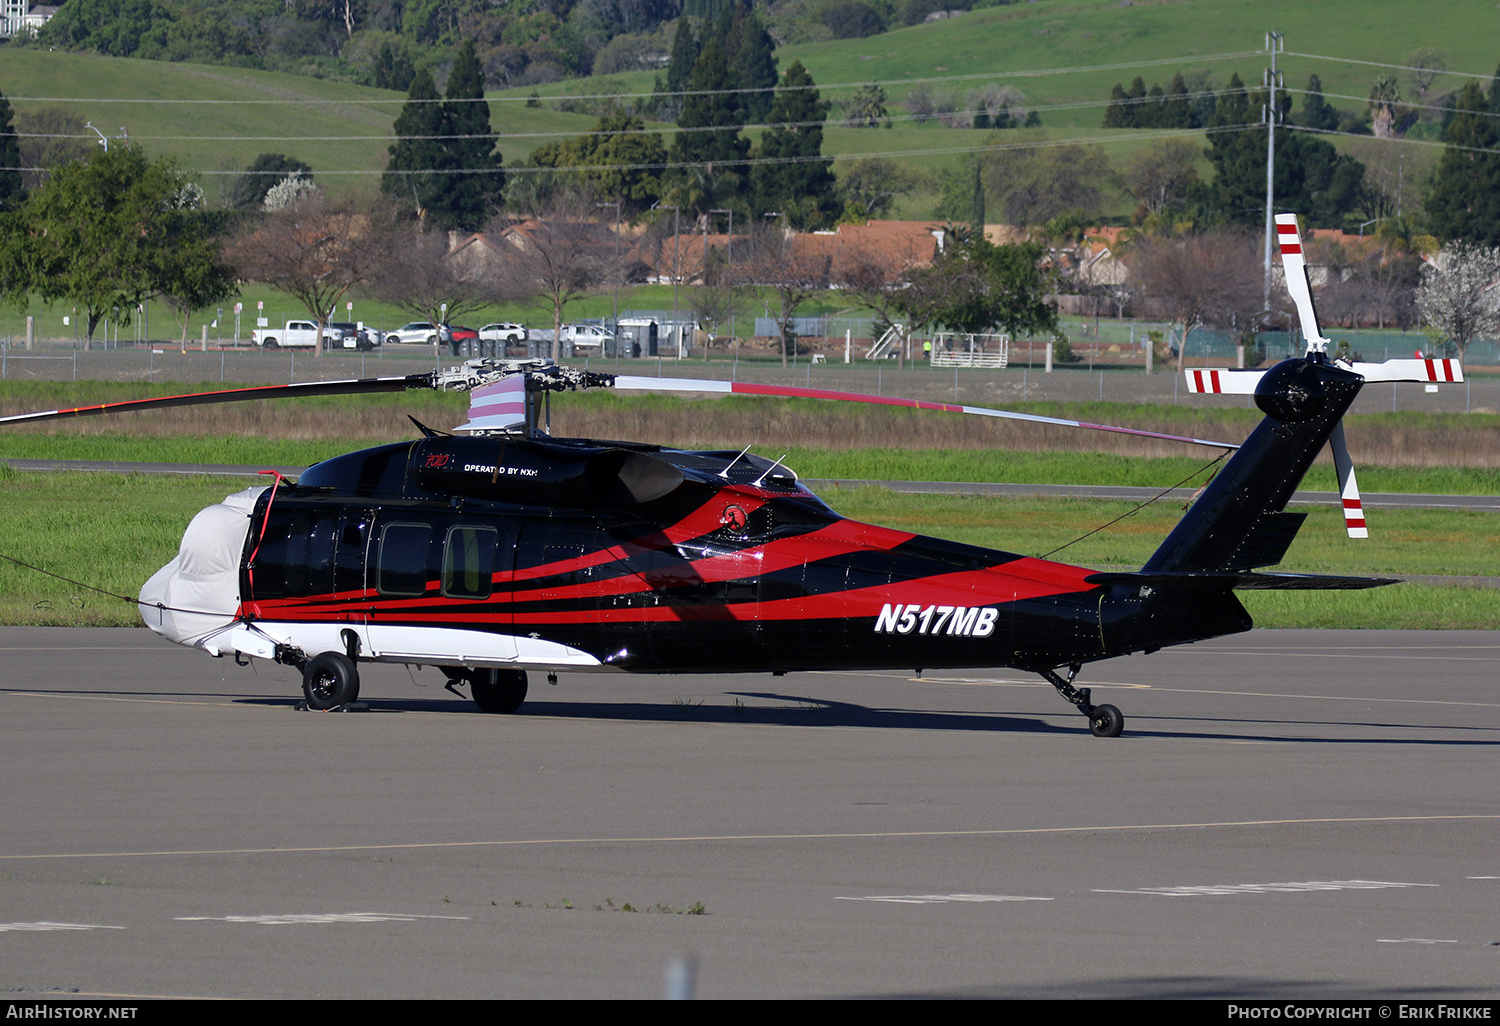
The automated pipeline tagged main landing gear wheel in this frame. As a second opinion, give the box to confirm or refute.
[470,669,528,713]
[1088,703,1125,738]
[303,652,360,710]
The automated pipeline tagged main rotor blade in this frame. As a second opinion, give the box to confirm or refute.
[607,375,1239,450]
[0,375,435,428]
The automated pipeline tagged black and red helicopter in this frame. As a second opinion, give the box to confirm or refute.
[1,215,1462,735]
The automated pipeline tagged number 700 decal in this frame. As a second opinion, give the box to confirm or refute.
[874,603,998,637]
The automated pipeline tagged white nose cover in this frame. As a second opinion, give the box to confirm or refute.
[139,487,266,651]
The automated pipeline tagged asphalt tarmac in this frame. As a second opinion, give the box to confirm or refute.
[0,627,1495,1000]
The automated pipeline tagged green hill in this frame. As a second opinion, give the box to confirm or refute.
[0,0,1490,210]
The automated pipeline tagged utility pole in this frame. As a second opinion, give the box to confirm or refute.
[710,208,733,342]
[1263,30,1283,313]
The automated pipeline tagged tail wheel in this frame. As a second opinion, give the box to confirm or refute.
[302,652,360,710]
[1089,704,1124,738]
[471,669,528,713]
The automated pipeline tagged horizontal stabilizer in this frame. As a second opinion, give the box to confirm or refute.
[1186,358,1463,395]
[1086,571,1399,591]
[1185,368,1264,394]
[1350,358,1463,383]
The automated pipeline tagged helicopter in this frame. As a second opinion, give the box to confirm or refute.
[0,214,1461,736]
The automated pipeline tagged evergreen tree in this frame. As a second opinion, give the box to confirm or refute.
[382,68,447,220]
[664,18,699,98]
[382,44,505,231]
[1160,72,1192,129]
[1103,83,1130,128]
[668,37,750,215]
[0,90,23,210]
[968,159,985,234]
[752,61,838,229]
[1300,74,1339,132]
[438,40,505,230]
[1426,81,1500,245]
[1141,83,1165,128]
[728,8,778,124]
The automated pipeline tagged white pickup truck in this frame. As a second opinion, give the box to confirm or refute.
[251,320,339,349]
[532,324,614,350]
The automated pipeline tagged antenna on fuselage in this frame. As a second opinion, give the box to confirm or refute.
[718,444,754,479]
[752,454,789,488]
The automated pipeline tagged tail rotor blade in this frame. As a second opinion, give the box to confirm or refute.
[1329,422,1367,539]
[1274,213,1330,356]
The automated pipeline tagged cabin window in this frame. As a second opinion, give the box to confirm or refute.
[376,523,433,597]
[443,526,498,599]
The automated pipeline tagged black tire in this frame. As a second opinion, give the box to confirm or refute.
[471,668,527,713]
[262,338,278,349]
[303,652,360,710]
[385,335,400,346]
[1088,703,1124,738]
[426,334,437,346]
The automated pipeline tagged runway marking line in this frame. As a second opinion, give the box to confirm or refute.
[175,911,470,926]
[835,893,1051,904]
[1376,938,1458,944]
[2,814,1496,862]
[0,921,126,932]
[1093,879,1438,898]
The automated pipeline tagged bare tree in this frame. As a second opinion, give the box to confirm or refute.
[747,224,832,368]
[490,195,618,361]
[223,193,381,358]
[363,211,493,345]
[1124,139,1199,220]
[1416,242,1500,360]
[834,236,932,350]
[13,104,93,190]
[1129,229,1262,355]
[1354,250,1420,329]
[1407,47,1447,106]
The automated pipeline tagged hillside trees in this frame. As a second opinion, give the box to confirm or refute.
[12,105,94,191]
[19,145,233,348]
[530,110,666,214]
[1425,81,1500,246]
[1201,74,1364,229]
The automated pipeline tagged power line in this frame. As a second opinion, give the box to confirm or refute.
[1285,50,1498,84]
[5,49,1263,107]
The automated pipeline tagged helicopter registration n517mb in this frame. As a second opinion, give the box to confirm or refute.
[3,215,1458,736]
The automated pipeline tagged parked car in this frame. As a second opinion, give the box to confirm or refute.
[323,322,363,350]
[251,320,340,350]
[385,321,437,346]
[479,323,528,344]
